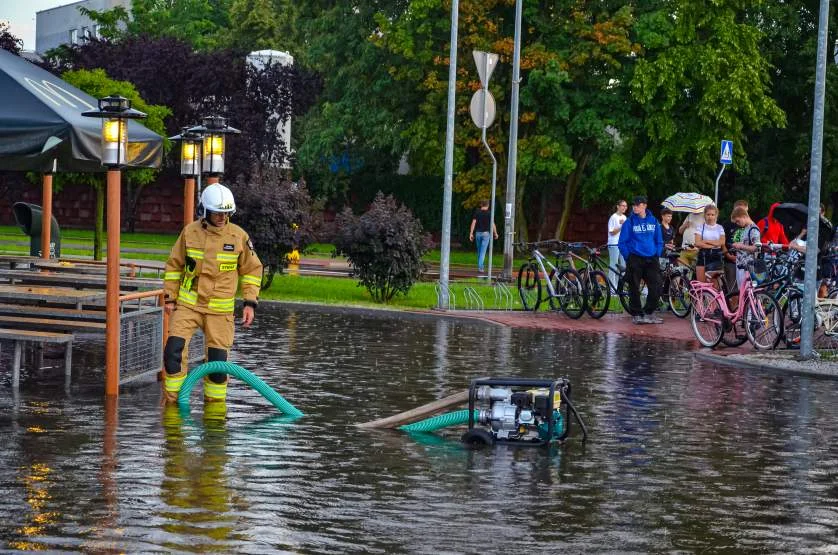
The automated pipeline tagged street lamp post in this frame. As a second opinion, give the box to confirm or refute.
[82,95,147,398]
[169,127,202,225]
[188,115,240,186]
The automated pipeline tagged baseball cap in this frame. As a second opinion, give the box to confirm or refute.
[633,195,648,205]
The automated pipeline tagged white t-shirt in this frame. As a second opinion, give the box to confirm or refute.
[695,223,725,244]
[607,213,626,245]
[681,212,706,247]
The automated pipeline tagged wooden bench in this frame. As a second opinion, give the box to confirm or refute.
[0,315,106,333]
[0,269,162,290]
[0,328,72,389]
[0,303,106,321]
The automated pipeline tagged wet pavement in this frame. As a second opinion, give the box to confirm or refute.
[2,304,838,552]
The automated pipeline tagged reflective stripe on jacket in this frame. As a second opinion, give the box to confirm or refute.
[164,219,263,313]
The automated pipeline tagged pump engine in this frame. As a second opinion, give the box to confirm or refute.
[462,378,587,447]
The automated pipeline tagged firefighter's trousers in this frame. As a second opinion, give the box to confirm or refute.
[163,304,234,402]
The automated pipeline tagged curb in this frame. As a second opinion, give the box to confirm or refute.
[694,351,838,380]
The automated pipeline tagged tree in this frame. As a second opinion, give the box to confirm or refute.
[0,22,23,54]
[374,0,639,240]
[335,193,430,303]
[293,1,416,199]
[50,35,320,185]
[128,0,233,51]
[630,0,786,202]
[230,169,314,289]
[58,69,171,254]
[739,0,838,215]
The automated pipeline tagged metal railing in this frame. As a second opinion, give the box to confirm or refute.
[118,290,166,384]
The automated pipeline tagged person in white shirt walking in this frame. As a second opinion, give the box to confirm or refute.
[607,200,628,290]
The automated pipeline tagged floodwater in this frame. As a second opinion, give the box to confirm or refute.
[2,304,838,553]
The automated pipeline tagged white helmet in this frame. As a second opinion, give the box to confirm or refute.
[200,183,236,218]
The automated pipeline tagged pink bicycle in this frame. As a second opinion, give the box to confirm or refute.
[689,271,783,349]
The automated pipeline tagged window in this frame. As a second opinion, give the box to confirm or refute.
[81,27,89,40]
[93,25,101,39]
[69,29,78,44]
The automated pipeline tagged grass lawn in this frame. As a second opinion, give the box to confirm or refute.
[261,273,521,310]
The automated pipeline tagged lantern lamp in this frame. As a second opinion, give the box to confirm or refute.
[188,115,241,177]
[82,95,147,167]
[169,128,202,176]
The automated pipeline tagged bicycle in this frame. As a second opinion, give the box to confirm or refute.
[689,267,783,350]
[516,241,586,318]
[559,243,611,319]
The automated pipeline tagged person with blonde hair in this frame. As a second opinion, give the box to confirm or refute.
[694,204,725,286]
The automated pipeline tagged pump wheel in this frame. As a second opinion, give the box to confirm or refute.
[461,429,495,449]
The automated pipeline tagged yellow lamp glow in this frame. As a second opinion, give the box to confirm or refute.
[101,117,127,166]
[180,139,200,176]
[202,133,225,174]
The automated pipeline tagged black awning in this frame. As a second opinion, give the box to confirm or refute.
[0,49,163,172]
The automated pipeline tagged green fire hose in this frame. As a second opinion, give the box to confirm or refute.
[398,409,479,432]
[177,361,304,418]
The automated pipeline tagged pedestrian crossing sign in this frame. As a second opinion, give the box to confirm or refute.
[720,140,733,165]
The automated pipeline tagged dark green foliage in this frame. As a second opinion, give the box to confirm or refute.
[231,169,314,289]
[0,22,22,55]
[335,192,430,303]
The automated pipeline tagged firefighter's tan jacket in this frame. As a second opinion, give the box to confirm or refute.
[163,219,263,313]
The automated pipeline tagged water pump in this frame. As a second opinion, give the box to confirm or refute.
[461,377,587,447]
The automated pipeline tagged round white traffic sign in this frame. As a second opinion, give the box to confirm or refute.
[469,89,496,129]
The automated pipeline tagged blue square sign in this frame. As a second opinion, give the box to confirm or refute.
[720,140,733,165]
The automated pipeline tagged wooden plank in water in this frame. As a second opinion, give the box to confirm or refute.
[356,390,470,429]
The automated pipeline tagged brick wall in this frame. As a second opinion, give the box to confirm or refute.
[0,174,186,232]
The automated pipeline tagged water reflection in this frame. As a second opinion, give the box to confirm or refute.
[3,305,838,551]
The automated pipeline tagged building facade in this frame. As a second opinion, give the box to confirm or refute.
[35,0,131,54]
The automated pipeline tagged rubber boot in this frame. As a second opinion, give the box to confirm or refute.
[164,370,187,403]
[203,377,228,403]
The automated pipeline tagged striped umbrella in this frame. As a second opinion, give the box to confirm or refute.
[661,192,714,213]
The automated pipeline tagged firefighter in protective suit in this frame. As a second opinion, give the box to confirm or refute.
[162,183,263,403]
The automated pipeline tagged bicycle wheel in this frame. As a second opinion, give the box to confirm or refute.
[517,262,542,312]
[745,291,783,350]
[690,290,723,347]
[618,276,647,314]
[720,291,748,347]
[782,289,804,348]
[668,272,692,318]
[551,268,586,319]
[585,270,610,319]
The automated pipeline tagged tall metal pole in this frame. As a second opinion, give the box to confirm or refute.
[800,0,830,359]
[105,168,121,397]
[714,164,725,207]
[438,0,459,309]
[502,0,523,280]
[481,56,499,281]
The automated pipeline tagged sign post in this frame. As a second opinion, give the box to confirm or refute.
[438,0,460,309]
[715,139,733,206]
[470,50,499,279]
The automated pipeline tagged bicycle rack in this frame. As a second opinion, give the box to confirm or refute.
[435,281,456,310]
[463,286,484,311]
[493,280,514,310]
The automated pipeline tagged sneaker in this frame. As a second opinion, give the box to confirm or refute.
[632,315,646,325]
[644,314,664,324]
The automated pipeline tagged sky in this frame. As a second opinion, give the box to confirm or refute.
[1,0,72,50]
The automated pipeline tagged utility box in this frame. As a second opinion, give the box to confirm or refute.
[12,202,61,258]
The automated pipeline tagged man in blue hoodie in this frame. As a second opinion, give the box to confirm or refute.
[618,195,664,324]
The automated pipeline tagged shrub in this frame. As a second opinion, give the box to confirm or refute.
[231,169,313,289]
[335,192,430,303]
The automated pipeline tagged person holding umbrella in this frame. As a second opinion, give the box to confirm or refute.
[660,192,714,269]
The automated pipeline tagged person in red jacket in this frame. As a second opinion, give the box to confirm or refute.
[756,202,790,245]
